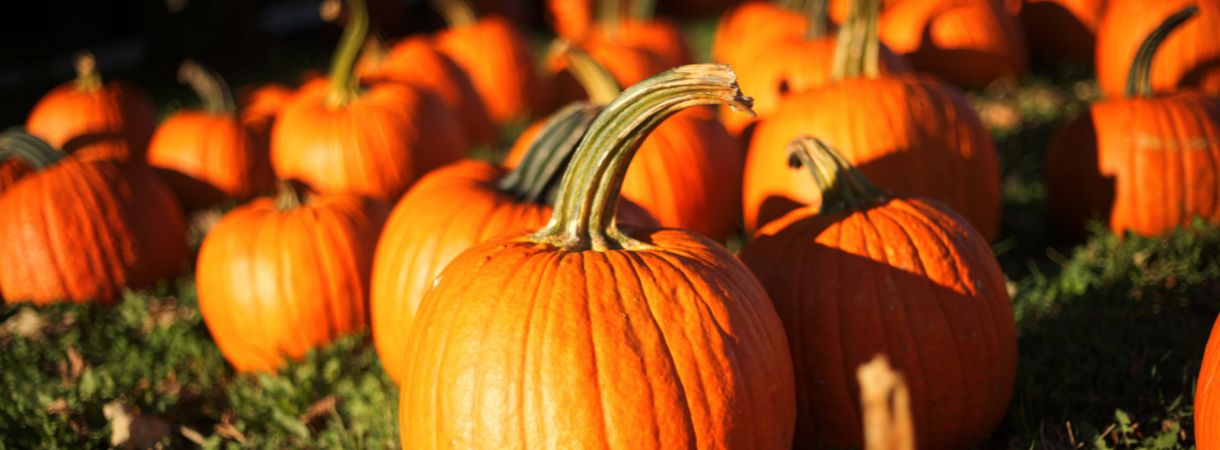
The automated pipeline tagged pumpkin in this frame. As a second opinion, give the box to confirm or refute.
[272,0,466,200]
[712,1,808,70]
[0,160,31,193]
[26,52,156,159]
[1048,5,1220,237]
[1198,314,1220,449]
[740,137,1016,449]
[433,0,539,125]
[548,0,691,69]
[1096,0,1220,98]
[196,185,389,372]
[239,82,294,145]
[1018,0,1107,62]
[370,104,655,383]
[147,61,274,211]
[512,47,744,241]
[398,65,795,449]
[548,0,593,40]
[744,0,1001,239]
[0,131,188,305]
[0,129,64,193]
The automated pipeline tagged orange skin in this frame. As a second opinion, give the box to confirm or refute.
[435,16,540,125]
[1047,92,1220,237]
[740,196,1016,450]
[1018,0,1106,62]
[1096,0,1220,98]
[359,36,496,145]
[542,43,669,112]
[26,80,156,160]
[0,158,188,305]
[587,19,693,69]
[240,83,294,144]
[398,229,796,449]
[196,194,389,373]
[744,75,1002,239]
[712,2,808,68]
[1199,314,1220,449]
[0,160,31,193]
[271,78,466,201]
[548,0,593,40]
[148,112,274,211]
[369,159,657,382]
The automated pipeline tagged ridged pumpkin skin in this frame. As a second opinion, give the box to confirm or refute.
[27,80,156,160]
[744,75,1002,239]
[148,112,274,211]
[0,160,31,193]
[712,2,807,69]
[1096,0,1220,98]
[196,194,389,372]
[1198,314,1220,449]
[1019,0,1106,62]
[0,158,188,305]
[740,197,1016,450]
[399,231,796,449]
[271,79,466,201]
[436,16,539,125]
[1046,92,1220,236]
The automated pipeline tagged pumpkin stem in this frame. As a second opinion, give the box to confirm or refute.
[497,103,604,204]
[325,0,369,107]
[321,0,390,71]
[432,0,478,28]
[831,0,882,81]
[629,0,656,21]
[551,41,623,104]
[1125,4,1198,98]
[275,180,308,211]
[0,128,66,171]
[178,60,236,115]
[857,355,916,450]
[804,0,831,40]
[788,136,885,215]
[530,64,754,251]
[73,51,103,93]
[598,0,624,40]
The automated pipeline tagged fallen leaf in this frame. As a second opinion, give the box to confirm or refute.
[301,395,338,428]
[0,307,46,340]
[65,345,85,382]
[103,401,172,449]
[215,412,248,444]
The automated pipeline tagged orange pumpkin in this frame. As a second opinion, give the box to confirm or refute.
[712,1,808,69]
[196,185,388,372]
[1019,0,1107,62]
[548,0,692,69]
[239,83,294,145]
[744,0,1001,239]
[548,0,593,40]
[0,160,30,193]
[398,64,795,449]
[1048,5,1220,237]
[1096,0,1220,98]
[1199,314,1220,449]
[147,61,274,211]
[740,137,1016,450]
[433,0,539,125]
[0,129,64,193]
[272,0,466,200]
[26,52,156,160]
[0,132,188,305]
[371,104,655,383]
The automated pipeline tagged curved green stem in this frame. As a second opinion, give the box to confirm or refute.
[831,0,882,81]
[554,41,622,104]
[497,103,604,204]
[178,60,236,115]
[326,0,369,107]
[73,52,102,93]
[1126,4,1198,98]
[432,0,477,28]
[530,64,754,251]
[0,128,66,170]
[787,136,885,215]
[804,0,830,40]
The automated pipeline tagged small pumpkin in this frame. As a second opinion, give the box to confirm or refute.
[1096,0,1220,98]
[147,61,274,211]
[26,52,156,159]
[272,0,467,200]
[0,131,188,305]
[370,104,655,383]
[744,0,1002,239]
[398,64,795,449]
[196,184,389,372]
[1048,5,1220,237]
[1018,0,1107,62]
[712,1,809,69]
[1198,314,1220,449]
[433,0,539,125]
[548,0,692,69]
[740,137,1016,450]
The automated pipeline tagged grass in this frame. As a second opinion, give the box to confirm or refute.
[3,14,1220,450]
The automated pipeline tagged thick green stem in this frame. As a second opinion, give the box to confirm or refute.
[804,0,830,40]
[178,60,236,115]
[73,52,102,93]
[1126,5,1198,98]
[326,0,369,107]
[497,103,604,204]
[0,128,66,170]
[530,64,754,251]
[787,136,885,215]
[432,0,477,28]
[831,0,882,81]
[554,41,622,104]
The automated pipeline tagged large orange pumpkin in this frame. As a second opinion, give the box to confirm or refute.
[371,104,655,383]
[547,0,691,69]
[0,132,188,305]
[740,137,1016,450]
[433,0,539,125]
[1018,0,1107,62]
[1199,314,1220,449]
[744,0,1001,239]
[272,0,466,201]
[147,61,274,211]
[712,1,808,69]
[398,65,795,449]
[1096,0,1220,98]
[26,53,156,159]
[1048,5,1220,237]
[196,185,389,372]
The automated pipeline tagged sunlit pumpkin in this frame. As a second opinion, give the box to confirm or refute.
[1096,0,1220,98]
[1018,0,1107,62]
[1198,314,1220,449]
[433,0,539,125]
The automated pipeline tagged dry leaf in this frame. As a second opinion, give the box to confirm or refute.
[103,401,172,449]
[215,412,248,443]
[857,355,915,450]
[178,425,206,445]
[301,395,338,428]
[0,307,47,340]
[65,345,85,382]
